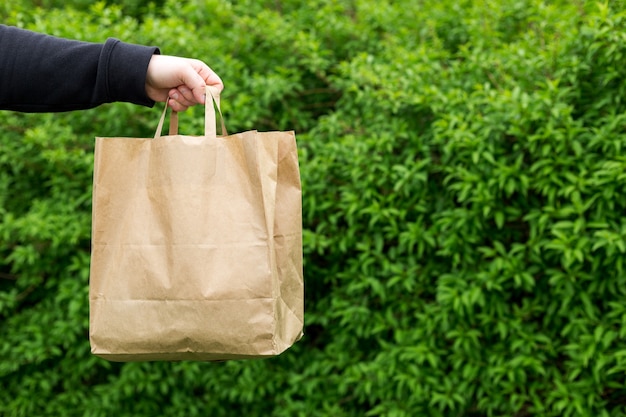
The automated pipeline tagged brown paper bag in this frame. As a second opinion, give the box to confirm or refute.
[89,87,303,361]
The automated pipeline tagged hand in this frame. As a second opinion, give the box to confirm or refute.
[145,54,224,112]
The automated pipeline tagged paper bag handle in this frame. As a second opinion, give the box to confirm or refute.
[204,85,228,137]
[154,85,228,138]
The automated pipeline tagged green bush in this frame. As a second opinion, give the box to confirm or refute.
[2,0,626,416]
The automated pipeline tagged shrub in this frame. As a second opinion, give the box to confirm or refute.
[2,1,626,416]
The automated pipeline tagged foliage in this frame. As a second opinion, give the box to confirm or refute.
[2,0,626,416]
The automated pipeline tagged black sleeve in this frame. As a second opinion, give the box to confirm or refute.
[0,24,160,112]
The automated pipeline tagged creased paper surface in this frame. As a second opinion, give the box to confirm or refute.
[89,131,303,361]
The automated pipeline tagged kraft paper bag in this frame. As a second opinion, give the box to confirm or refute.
[89,87,303,361]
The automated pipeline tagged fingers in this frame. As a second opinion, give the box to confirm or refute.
[168,98,189,112]
[167,86,195,112]
[169,86,196,107]
[167,61,224,111]
[146,54,224,111]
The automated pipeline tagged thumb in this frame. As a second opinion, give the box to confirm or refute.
[179,66,208,104]
[187,59,224,102]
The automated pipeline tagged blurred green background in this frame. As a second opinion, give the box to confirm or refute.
[2,0,626,415]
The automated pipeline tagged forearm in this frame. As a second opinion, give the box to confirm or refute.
[0,25,159,112]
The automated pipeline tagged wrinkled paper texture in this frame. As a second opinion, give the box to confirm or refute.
[89,131,303,361]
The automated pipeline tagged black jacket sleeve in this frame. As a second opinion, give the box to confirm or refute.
[0,24,160,112]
